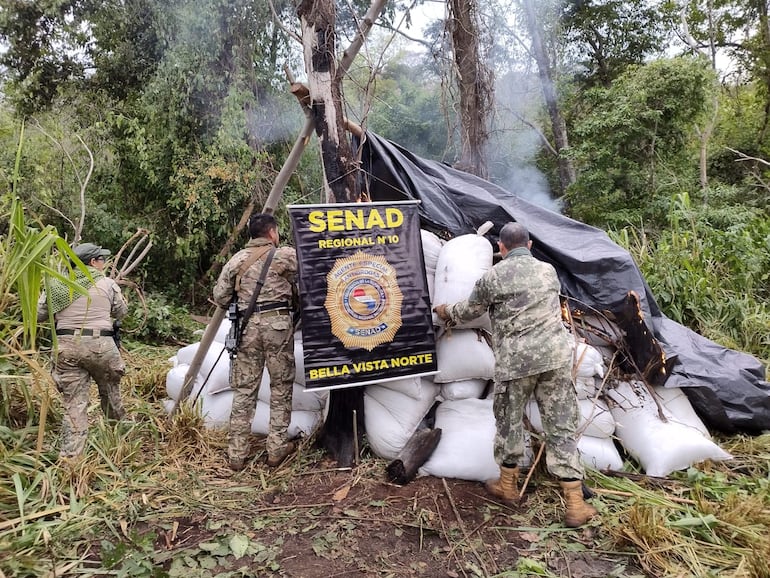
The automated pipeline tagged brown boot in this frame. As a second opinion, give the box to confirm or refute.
[485,466,520,503]
[266,441,296,467]
[560,480,598,527]
[228,456,246,472]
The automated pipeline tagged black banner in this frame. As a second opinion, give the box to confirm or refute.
[288,201,437,390]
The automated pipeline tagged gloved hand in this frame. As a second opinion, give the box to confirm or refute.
[433,304,450,321]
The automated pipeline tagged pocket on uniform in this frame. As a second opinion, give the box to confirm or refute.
[268,316,291,332]
[84,336,114,355]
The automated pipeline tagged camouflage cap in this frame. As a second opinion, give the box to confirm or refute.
[73,242,111,262]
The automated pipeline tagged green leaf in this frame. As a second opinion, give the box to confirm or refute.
[668,514,718,528]
[199,555,218,570]
[229,534,249,559]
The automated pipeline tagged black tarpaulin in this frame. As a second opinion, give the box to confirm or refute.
[358,131,770,433]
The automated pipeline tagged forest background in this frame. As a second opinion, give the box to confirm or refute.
[1,0,769,364]
[1,1,770,576]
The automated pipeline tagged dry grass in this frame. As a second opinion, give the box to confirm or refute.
[2,346,770,577]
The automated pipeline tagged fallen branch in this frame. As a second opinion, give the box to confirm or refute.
[519,440,545,497]
[386,428,442,485]
[727,147,770,167]
[442,478,495,576]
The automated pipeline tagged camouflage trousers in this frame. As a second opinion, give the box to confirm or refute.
[52,335,126,458]
[492,364,584,480]
[228,313,294,461]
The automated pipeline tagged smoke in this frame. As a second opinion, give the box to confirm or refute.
[487,69,563,213]
[157,1,302,147]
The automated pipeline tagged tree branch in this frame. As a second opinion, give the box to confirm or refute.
[728,147,770,167]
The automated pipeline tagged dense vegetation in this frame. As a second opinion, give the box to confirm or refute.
[1,1,769,576]
[1,0,767,363]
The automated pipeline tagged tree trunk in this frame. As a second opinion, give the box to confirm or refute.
[297,0,359,203]
[521,0,576,193]
[448,0,493,179]
[296,0,379,466]
[756,0,770,142]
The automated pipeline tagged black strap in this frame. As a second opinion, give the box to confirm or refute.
[56,328,114,336]
[254,301,290,312]
[237,247,276,343]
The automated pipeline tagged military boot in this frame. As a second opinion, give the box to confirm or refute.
[560,480,598,527]
[485,466,520,503]
[266,441,296,467]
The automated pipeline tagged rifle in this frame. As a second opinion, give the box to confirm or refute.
[224,247,276,360]
[113,320,122,349]
[224,300,240,359]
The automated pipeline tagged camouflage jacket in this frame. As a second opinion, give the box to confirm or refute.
[447,247,572,380]
[213,237,298,316]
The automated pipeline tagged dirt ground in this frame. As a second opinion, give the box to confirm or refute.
[131,446,648,578]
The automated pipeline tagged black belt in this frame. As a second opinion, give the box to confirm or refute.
[254,301,291,313]
[56,328,114,337]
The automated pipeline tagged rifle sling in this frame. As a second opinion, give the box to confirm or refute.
[236,247,276,344]
[234,245,273,292]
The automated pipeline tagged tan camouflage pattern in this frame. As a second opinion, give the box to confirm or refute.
[494,368,584,479]
[229,315,295,458]
[38,272,128,458]
[446,247,583,479]
[38,273,128,329]
[212,237,298,460]
[52,336,126,457]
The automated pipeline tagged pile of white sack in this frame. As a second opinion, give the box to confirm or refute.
[163,226,732,480]
[162,327,327,440]
[414,227,729,481]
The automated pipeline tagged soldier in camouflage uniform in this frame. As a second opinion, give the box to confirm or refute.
[213,213,298,471]
[433,222,598,527]
[37,242,129,460]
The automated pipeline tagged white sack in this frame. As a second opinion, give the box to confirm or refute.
[376,375,431,401]
[251,402,321,438]
[440,378,488,401]
[174,389,321,438]
[199,349,231,394]
[434,329,495,383]
[525,397,616,439]
[432,234,492,330]
[166,363,201,401]
[575,376,599,400]
[653,386,710,438]
[364,381,440,460]
[198,391,232,428]
[419,399,498,482]
[175,342,199,366]
[573,342,605,378]
[421,229,443,273]
[578,435,624,471]
[293,331,306,385]
[419,398,533,482]
[173,341,231,395]
[421,229,443,304]
[213,317,232,344]
[255,371,328,412]
[607,380,731,477]
[162,398,175,414]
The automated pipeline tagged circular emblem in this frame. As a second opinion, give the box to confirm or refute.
[325,251,403,351]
